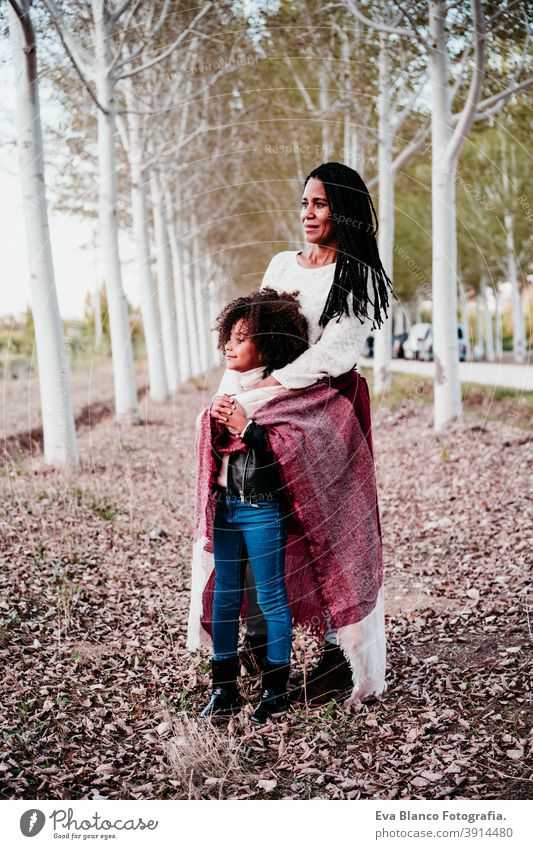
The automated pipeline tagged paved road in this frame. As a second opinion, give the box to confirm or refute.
[360,357,532,391]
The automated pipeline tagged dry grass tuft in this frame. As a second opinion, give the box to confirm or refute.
[163,711,250,798]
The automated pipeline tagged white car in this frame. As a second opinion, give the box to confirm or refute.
[403,323,431,360]
[419,324,468,362]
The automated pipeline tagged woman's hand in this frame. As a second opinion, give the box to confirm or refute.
[210,395,248,431]
[249,374,282,390]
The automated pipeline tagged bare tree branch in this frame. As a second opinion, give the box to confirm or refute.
[391,121,431,174]
[42,0,110,115]
[109,0,139,24]
[283,54,316,112]
[149,0,172,37]
[447,0,486,165]
[42,0,93,75]
[344,0,425,48]
[392,72,429,134]
[463,76,533,122]
[114,3,212,81]
[487,0,521,27]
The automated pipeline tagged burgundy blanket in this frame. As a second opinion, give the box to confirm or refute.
[194,370,383,639]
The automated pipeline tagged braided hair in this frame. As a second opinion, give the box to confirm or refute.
[304,162,397,330]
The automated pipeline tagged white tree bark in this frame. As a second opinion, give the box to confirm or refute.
[191,217,210,373]
[319,62,333,156]
[150,172,180,392]
[504,210,526,362]
[500,132,526,362]
[9,1,78,469]
[374,32,394,395]
[480,274,495,362]
[92,1,139,422]
[124,81,168,402]
[165,197,191,384]
[475,296,484,359]
[458,281,472,361]
[181,240,202,377]
[91,228,103,349]
[393,304,405,336]
[205,260,223,365]
[429,0,468,430]
[495,293,503,359]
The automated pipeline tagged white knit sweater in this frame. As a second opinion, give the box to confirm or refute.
[216,250,371,395]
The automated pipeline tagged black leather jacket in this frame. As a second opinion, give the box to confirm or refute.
[224,420,285,504]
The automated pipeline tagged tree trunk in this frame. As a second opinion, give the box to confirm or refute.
[480,274,495,362]
[92,1,139,422]
[191,218,210,373]
[206,257,225,366]
[504,212,525,362]
[150,172,180,392]
[429,0,462,430]
[92,286,103,348]
[9,2,78,469]
[181,239,202,377]
[475,295,484,359]
[374,32,394,395]
[500,132,526,362]
[91,230,103,349]
[393,304,405,336]
[458,281,472,360]
[165,199,191,384]
[319,62,332,156]
[495,290,503,358]
[125,82,168,402]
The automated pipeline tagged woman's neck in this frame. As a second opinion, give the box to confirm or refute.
[298,242,338,268]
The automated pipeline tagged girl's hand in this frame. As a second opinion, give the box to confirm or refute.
[210,394,236,421]
[210,395,247,431]
[224,400,248,432]
[249,374,281,390]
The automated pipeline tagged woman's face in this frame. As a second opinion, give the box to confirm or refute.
[300,177,336,246]
[224,318,261,372]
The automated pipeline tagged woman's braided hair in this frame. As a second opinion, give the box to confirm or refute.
[214,287,309,379]
[304,162,396,330]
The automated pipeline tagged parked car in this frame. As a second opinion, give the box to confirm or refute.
[403,323,431,360]
[392,332,409,359]
[363,335,374,358]
[418,324,467,362]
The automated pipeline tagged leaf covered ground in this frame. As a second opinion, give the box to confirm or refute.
[1,365,531,800]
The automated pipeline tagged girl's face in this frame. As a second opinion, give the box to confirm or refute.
[300,177,336,246]
[224,318,262,372]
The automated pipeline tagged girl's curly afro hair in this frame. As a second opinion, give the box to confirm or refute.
[214,287,309,378]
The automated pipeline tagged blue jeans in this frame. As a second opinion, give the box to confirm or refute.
[212,494,292,665]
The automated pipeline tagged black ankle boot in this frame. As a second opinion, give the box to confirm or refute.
[239,633,268,675]
[250,660,291,724]
[289,642,353,705]
[198,657,242,719]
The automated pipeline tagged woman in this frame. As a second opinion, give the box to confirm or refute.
[208,161,395,703]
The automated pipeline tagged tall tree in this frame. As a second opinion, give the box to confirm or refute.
[348,0,531,429]
[8,0,78,469]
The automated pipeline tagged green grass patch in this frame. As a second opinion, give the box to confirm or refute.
[89,495,119,520]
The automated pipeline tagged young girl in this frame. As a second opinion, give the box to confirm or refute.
[198,288,309,724]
